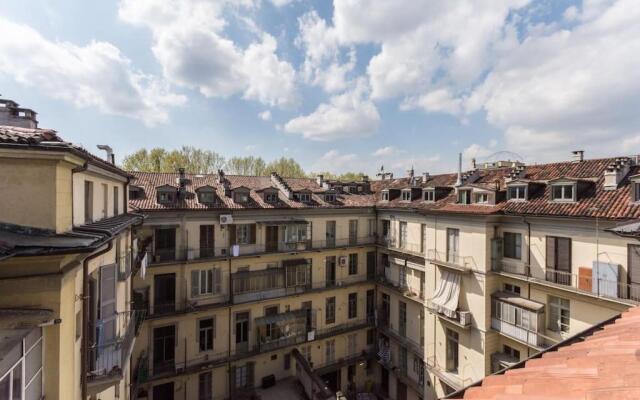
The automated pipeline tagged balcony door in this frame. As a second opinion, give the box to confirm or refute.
[366,251,375,279]
[325,256,336,287]
[154,274,176,314]
[326,221,336,248]
[155,228,176,262]
[266,226,279,252]
[447,228,459,262]
[199,225,215,258]
[153,325,175,374]
[99,264,117,343]
[235,312,250,353]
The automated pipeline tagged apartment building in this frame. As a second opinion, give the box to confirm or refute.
[0,118,142,400]
[127,171,379,400]
[372,157,640,399]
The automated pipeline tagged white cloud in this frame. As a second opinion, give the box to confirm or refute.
[0,16,184,126]
[466,0,640,160]
[258,110,272,121]
[119,0,297,108]
[372,146,400,156]
[284,79,380,141]
[296,11,355,93]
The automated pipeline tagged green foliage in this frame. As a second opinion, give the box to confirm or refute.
[226,156,267,176]
[122,146,225,173]
[264,157,306,178]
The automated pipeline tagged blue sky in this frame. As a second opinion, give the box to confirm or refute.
[1,0,638,175]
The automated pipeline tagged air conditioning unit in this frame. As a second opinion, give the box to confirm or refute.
[338,256,347,267]
[459,311,472,326]
[220,214,233,224]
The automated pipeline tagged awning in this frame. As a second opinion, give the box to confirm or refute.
[255,309,306,326]
[492,291,544,312]
[429,271,460,318]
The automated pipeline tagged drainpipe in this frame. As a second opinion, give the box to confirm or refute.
[522,216,532,359]
[82,238,114,400]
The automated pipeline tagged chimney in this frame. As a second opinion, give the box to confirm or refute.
[0,99,39,128]
[456,153,462,186]
[422,172,430,182]
[361,174,369,183]
[572,150,584,163]
[217,169,225,184]
[604,157,631,191]
[471,158,477,169]
[316,174,324,187]
[97,145,114,164]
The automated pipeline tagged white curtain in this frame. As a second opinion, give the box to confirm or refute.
[429,270,461,318]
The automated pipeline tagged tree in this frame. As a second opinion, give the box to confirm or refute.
[308,171,365,181]
[122,146,225,173]
[265,157,306,178]
[226,156,267,176]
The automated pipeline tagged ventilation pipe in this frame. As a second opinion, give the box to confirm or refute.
[455,153,463,186]
[97,145,114,164]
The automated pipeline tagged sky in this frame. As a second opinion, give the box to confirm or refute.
[0,0,639,176]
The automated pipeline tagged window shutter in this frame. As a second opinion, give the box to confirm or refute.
[546,237,556,269]
[191,270,200,297]
[212,316,216,338]
[229,224,236,245]
[213,268,222,293]
[629,245,640,285]
[249,224,256,244]
[207,269,214,293]
[557,238,571,272]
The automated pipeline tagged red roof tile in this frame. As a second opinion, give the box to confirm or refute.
[451,306,640,400]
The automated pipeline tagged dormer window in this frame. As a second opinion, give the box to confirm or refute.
[551,184,575,202]
[297,193,311,203]
[381,191,389,201]
[129,185,144,200]
[199,191,216,204]
[458,189,471,204]
[349,185,358,194]
[508,185,527,201]
[401,190,411,201]
[475,193,489,204]
[234,191,249,203]
[633,182,640,202]
[324,193,336,202]
[423,190,435,202]
[264,192,278,203]
[157,190,175,204]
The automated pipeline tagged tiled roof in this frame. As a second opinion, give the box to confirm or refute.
[451,306,640,400]
[129,172,375,211]
[0,125,130,177]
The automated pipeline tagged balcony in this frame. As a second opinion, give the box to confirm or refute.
[427,249,477,273]
[491,294,547,349]
[425,354,471,392]
[377,236,425,258]
[377,266,425,302]
[87,310,145,392]
[378,316,423,356]
[146,236,377,266]
[231,262,311,304]
[255,309,310,352]
[426,301,472,329]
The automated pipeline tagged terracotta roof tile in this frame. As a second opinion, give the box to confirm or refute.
[452,306,640,400]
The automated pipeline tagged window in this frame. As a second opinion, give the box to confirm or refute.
[301,345,312,362]
[381,191,389,201]
[265,192,278,203]
[297,193,311,202]
[503,232,522,259]
[113,186,119,215]
[234,364,250,389]
[399,346,408,372]
[445,328,459,373]
[264,306,278,339]
[508,185,527,201]
[285,262,310,287]
[0,328,43,400]
[546,236,572,285]
[324,193,336,202]
[423,189,435,202]
[348,253,358,275]
[325,339,335,363]
[348,293,357,319]
[199,191,216,204]
[504,283,521,295]
[233,191,249,203]
[368,219,376,237]
[367,329,375,345]
[129,186,143,200]
[84,181,93,222]
[475,192,489,204]
[549,296,570,333]
[102,183,108,218]
[349,219,358,243]
[236,224,251,245]
[492,299,538,332]
[199,372,212,400]
[348,364,356,383]
[198,318,215,352]
[629,244,640,302]
[347,333,357,355]
[551,184,575,201]
[398,301,406,337]
[285,225,307,243]
[447,228,459,262]
[399,221,408,249]
[458,189,471,204]
[421,224,427,253]
[191,268,222,297]
[157,189,175,204]
[401,190,411,201]
[503,345,520,360]
[634,182,640,202]
[325,297,335,324]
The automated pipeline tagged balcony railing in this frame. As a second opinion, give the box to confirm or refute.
[491,317,546,349]
[427,249,477,272]
[492,260,640,305]
[378,318,424,355]
[117,251,132,281]
[377,236,425,255]
[426,301,472,328]
[87,310,145,382]
[147,236,376,265]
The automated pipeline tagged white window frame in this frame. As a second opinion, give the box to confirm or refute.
[324,193,336,202]
[551,184,575,202]
[191,268,222,297]
[236,225,251,245]
[458,189,471,204]
[423,189,435,202]
[325,339,335,363]
[233,191,249,204]
[401,190,411,201]
[381,191,389,201]
[298,193,311,202]
[508,185,527,201]
[475,192,489,204]
[198,317,215,352]
[503,232,522,260]
[285,225,307,243]
[549,296,570,333]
